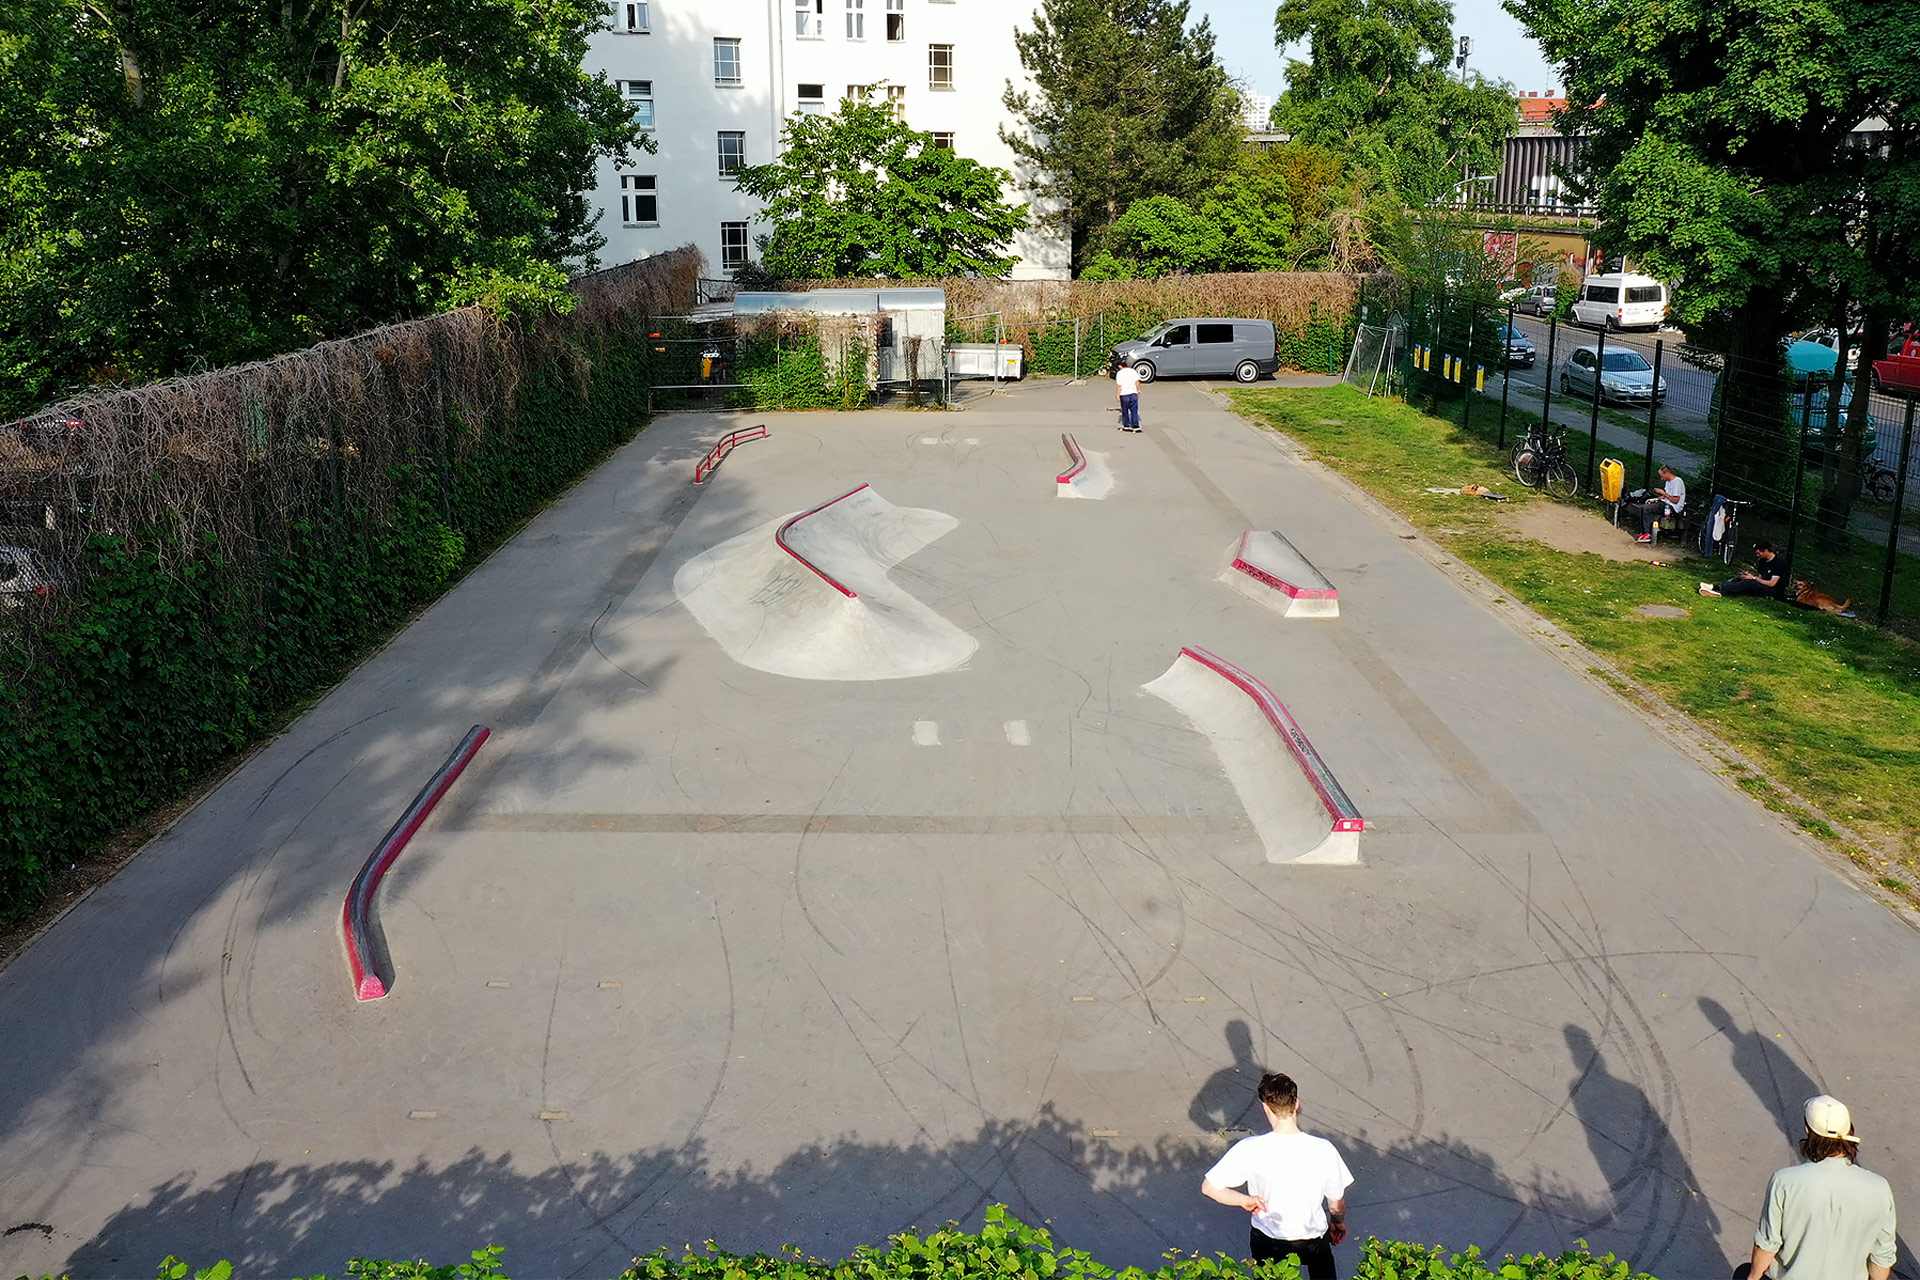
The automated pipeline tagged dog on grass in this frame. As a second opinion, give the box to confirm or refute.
[1792,580,1852,613]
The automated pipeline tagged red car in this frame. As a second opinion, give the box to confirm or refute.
[1873,330,1920,396]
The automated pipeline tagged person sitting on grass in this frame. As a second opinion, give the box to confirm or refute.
[1634,465,1686,543]
[1700,541,1789,598]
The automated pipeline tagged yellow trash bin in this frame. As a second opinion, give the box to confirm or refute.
[1599,458,1625,504]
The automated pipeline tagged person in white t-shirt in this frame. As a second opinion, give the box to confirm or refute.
[1634,464,1686,542]
[1113,362,1142,432]
[1201,1072,1354,1280]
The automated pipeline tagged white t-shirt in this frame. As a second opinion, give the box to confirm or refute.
[1660,474,1686,513]
[1206,1130,1354,1241]
[1114,365,1141,396]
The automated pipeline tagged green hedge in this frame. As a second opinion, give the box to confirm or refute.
[0,307,667,924]
[135,1207,1657,1280]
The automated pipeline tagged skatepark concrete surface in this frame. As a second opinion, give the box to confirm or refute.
[1,377,1915,1280]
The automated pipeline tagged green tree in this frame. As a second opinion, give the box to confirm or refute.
[0,0,642,417]
[1508,0,1915,513]
[1272,0,1515,208]
[999,0,1242,269]
[1080,195,1227,278]
[732,98,1028,279]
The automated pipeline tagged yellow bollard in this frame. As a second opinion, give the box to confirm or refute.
[1476,365,1486,391]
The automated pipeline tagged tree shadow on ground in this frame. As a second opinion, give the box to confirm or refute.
[65,1072,1733,1280]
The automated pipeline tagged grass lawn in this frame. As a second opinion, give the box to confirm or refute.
[1228,383,1920,901]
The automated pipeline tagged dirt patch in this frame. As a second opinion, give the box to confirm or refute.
[1501,499,1669,562]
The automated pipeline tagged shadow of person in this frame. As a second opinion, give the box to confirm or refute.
[1562,1023,1720,1267]
[1188,1019,1266,1136]
[1696,997,1823,1149]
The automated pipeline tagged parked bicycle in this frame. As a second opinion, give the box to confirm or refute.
[1863,456,1898,502]
[1511,422,1580,495]
[1702,498,1751,564]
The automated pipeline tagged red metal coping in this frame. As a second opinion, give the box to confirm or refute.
[694,424,769,483]
[775,483,869,599]
[1056,433,1087,484]
[1179,646,1363,831]
[1228,532,1338,600]
[342,725,491,1001]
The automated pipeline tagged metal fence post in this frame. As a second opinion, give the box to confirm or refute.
[1585,325,1606,492]
[1876,399,1916,628]
[1783,381,1814,577]
[1540,318,1559,429]
[1498,303,1514,448]
[1074,316,1081,380]
[1461,303,1476,436]
[1643,339,1663,490]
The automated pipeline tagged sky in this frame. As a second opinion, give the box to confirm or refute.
[1194,0,1562,105]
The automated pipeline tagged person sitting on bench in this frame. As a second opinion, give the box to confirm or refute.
[1634,466,1686,543]
[1700,542,1789,598]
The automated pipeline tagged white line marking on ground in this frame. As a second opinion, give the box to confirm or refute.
[920,436,939,445]
[963,437,981,445]
[1004,720,1031,746]
[913,720,941,746]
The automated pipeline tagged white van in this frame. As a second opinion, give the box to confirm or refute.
[1570,273,1668,332]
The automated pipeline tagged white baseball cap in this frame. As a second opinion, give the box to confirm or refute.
[1804,1095,1857,1141]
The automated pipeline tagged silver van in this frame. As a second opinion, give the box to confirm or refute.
[1111,318,1279,383]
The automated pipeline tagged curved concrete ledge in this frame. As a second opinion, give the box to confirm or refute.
[1143,647,1361,864]
[693,424,768,483]
[1222,531,1339,617]
[343,724,491,1001]
[1056,433,1087,485]
[777,484,869,598]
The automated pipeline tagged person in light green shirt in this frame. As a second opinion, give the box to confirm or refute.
[1747,1095,1897,1280]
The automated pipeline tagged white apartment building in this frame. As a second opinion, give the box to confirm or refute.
[582,0,1070,280]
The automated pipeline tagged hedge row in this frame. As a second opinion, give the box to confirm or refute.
[140,1207,1657,1280]
[0,250,702,925]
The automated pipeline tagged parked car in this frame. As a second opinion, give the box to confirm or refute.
[1512,284,1557,316]
[1802,383,1880,454]
[1871,329,1920,396]
[1558,345,1668,406]
[1502,325,1536,368]
[1793,327,1864,372]
[0,545,60,609]
[1110,318,1279,384]
[1570,272,1669,331]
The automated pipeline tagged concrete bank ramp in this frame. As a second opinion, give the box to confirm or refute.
[1144,647,1362,864]
[1221,530,1339,617]
[674,484,978,681]
[1056,433,1114,499]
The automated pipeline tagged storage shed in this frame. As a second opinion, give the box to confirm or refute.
[734,288,947,388]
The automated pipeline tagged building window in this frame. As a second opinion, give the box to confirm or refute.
[798,82,826,107]
[713,37,741,85]
[794,0,822,37]
[845,0,864,39]
[886,83,905,121]
[885,0,904,40]
[721,221,749,268]
[846,83,873,103]
[621,174,658,224]
[619,80,654,130]
[613,0,648,31]
[717,130,745,176]
[928,44,953,90]
[930,131,954,148]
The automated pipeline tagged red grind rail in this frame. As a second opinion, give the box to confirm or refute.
[693,424,769,483]
[775,483,869,599]
[1180,646,1363,832]
[342,725,491,1001]
[1229,532,1338,600]
[1056,433,1087,484]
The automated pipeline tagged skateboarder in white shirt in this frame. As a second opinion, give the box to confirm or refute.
[1114,362,1142,432]
[1201,1072,1354,1279]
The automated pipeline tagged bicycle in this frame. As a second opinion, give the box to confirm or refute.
[1511,422,1580,495]
[1701,498,1751,564]
[1863,456,1897,502]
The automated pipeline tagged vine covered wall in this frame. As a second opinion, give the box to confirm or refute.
[0,248,703,924]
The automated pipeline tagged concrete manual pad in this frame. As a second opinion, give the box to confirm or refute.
[1,384,1916,1280]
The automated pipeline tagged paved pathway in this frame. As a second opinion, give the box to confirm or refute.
[1,378,1914,1280]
